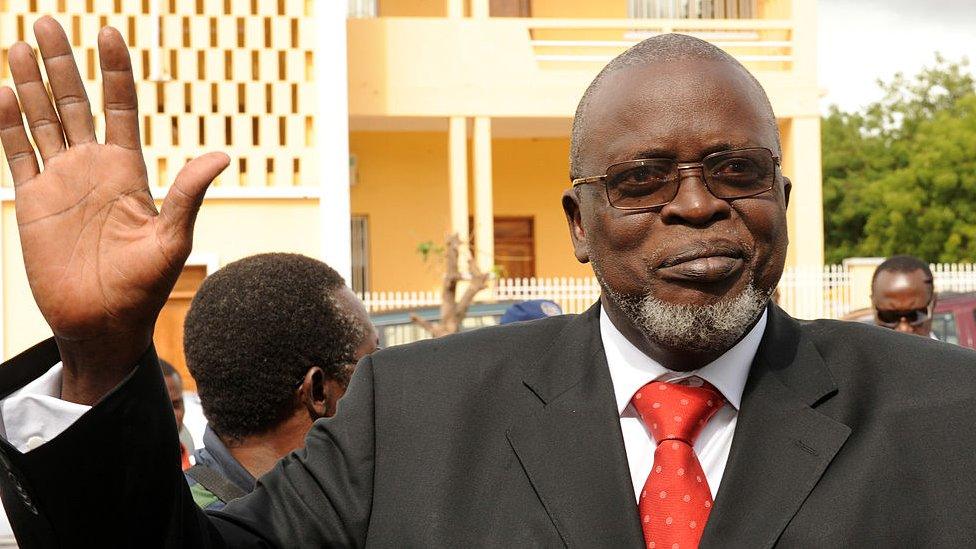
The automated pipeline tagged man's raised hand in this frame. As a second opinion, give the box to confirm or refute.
[0,17,228,404]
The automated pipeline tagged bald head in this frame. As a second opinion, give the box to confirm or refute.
[569,33,779,179]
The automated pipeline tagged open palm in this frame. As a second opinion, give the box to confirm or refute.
[0,18,227,395]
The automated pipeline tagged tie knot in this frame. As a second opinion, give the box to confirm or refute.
[631,380,724,445]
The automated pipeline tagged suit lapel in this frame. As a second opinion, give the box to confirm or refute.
[700,306,851,549]
[507,304,644,548]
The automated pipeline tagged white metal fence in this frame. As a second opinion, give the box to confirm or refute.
[776,264,852,320]
[347,0,377,18]
[363,263,976,322]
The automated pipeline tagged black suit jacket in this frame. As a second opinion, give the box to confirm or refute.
[1,304,975,547]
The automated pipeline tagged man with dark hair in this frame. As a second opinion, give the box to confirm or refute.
[2,17,976,547]
[159,358,192,469]
[871,255,937,338]
[183,253,378,509]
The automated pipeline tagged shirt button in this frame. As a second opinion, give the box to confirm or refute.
[25,436,45,451]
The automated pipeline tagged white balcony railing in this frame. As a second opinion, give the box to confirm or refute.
[526,18,793,69]
[629,0,759,19]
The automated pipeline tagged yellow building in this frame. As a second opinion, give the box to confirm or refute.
[0,0,345,372]
[346,0,823,293]
[0,0,823,363]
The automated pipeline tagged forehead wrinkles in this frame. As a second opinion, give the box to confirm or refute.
[581,61,775,168]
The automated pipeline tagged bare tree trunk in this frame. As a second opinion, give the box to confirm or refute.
[411,234,490,337]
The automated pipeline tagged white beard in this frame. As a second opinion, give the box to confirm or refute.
[605,280,772,353]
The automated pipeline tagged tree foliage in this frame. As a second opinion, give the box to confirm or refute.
[822,55,976,263]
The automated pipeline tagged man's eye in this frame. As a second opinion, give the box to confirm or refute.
[712,158,760,178]
[622,165,671,184]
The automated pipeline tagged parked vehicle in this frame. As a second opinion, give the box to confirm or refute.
[840,291,976,349]
[370,301,522,348]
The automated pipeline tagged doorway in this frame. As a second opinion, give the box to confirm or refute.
[154,264,208,391]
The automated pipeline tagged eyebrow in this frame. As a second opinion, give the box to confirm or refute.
[625,141,751,162]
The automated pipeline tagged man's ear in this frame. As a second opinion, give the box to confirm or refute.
[562,188,590,264]
[782,176,792,207]
[298,366,328,419]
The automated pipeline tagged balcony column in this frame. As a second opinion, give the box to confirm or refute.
[473,117,495,276]
[789,115,824,267]
[314,0,352,281]
[447,0,464,17]
[471,0,489,18]
[448,116,470,266]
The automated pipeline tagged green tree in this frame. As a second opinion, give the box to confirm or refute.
[822,55,976,263]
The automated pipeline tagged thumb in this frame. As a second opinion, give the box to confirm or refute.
[159,152,230,241]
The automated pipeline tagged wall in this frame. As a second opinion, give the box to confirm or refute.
[530,0,627,18]
[378,0,449,16]
[350,131,452,292]
[2,199,320,359]
[492,137,592,279]
[346,18,816,119]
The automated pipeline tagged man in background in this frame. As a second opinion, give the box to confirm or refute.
[160,358,193,469]
[498,299,563,325]
[871,255,937,338]
[183,253,379,509]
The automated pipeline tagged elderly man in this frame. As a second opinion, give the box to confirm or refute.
[0,17,974,548]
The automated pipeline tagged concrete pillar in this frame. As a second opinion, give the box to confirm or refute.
[314,0,352,281]
[447,0,465,17]
[471,0,489,18]
[448,116,470,265]
[473,117,494,275]
[844,257,884,311]
[789,115,824,268]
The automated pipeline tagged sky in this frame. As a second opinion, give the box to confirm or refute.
[818,0,976,113]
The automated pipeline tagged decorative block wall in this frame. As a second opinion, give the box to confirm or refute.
[0,0,318,190]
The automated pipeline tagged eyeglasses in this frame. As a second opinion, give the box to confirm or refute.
[571,147,780,210]
[875,298,935,328]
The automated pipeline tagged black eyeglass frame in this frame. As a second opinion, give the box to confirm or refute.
[571,147,782,211]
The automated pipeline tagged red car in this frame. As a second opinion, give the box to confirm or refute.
[841,292,976,349]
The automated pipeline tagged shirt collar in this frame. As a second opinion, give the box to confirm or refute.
[600,305,767,415]
[193,425,257,492]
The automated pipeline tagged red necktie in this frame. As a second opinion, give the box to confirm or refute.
[631,381,725,549]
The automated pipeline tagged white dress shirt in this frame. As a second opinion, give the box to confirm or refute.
[600,306,767,501]
[0,363,91,538]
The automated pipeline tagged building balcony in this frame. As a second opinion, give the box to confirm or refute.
[346,1,816,121]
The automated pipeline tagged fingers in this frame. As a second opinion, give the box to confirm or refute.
[0,87,40,186]
[8,42,66,162]
[98,26,140,151]
[33,16,95,146]
[159,152,230,240]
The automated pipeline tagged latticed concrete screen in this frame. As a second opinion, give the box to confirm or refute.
[0,0,318,190]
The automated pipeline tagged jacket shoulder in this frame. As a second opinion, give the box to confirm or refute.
[371,314,577,370]
[799,318,976,394]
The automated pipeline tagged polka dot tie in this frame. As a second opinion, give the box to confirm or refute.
[631,380,725,549]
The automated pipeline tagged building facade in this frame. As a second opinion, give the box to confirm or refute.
[0,0,823,367]
[346,0,823,293]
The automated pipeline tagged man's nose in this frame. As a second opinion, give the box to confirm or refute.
[658,168,731,226]
[896,319,914,334]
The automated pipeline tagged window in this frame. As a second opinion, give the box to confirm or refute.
[490,0,531,17]
[351,215,370,293]
[931,310,958,345]
[469,216,537,279]
[628,0,757,19]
